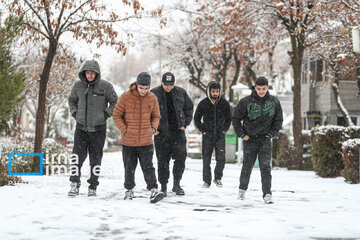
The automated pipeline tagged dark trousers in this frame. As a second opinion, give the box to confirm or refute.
[69,128,106,190]
[154,131,187,184]
[202,133,226,185]
[122,144,158,191]
[239,137,272,197]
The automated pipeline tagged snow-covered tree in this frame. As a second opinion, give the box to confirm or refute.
[313,0,360,126]
[248,0,322,168]
[23,45,82,138]
[0,0,153,169]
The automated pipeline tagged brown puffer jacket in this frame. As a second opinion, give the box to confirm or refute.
[113,82,160,147]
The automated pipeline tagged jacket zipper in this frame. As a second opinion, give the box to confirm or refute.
[139,97,142,144]
[213,102,217,137]
[85,83,90,131]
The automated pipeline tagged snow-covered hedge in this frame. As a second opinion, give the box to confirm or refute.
[272,130,313,170]
[0,161,22,186]
[0,138,70,177]
[310,126,360,178]
[342,139,360,184]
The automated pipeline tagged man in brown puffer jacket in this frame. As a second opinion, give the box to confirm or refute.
[113,72,165,203]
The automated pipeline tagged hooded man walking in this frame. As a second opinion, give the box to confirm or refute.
[232,76,283,204]
[113,72,165,203]
[194,81,232,188]
[68,60,118,197]
[151,72,194,196]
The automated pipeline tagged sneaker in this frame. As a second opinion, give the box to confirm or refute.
[150,190,165,203]
[124,190,134,200]
[202,182,210,188]
[238,189,246,200]
[68,182,79,196]
[88,188,96,197]
[263,194,274,204]
[213,179,223,187]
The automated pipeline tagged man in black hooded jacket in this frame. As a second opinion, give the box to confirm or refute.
[151,72,194,196]
[194,81,232,188]
[232,76,283,204]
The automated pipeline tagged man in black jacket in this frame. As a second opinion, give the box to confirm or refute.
[232,77,283,204]
[68,60,118,197]
[151,72,194,196]
[194,81,232,188]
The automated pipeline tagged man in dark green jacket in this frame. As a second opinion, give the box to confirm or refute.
[68,60,118,197]
[232,76,283,204]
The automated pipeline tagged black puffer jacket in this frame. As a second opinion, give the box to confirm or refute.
[151,85,194,136]
[194,81,232,136]
[68,60,118,132]
[232,86,283,138]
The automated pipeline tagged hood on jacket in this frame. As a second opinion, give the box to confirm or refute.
[206,81,222,103]
[129,81,143,97]
[79,60,101,83]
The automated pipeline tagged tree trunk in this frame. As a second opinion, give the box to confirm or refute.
[244,63,256,88]
[268,44,276,83]
[229,50,241,104]
[289,32,304,169]
[220,54,231,98]
[357,66,360,94]
[33,39,57,172]
[45,105,51,138]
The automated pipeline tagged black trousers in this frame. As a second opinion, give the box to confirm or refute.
[202,133,226,185]
[69,128,106,190]
[122,144,158,191]
[154,130,187,184]
[239,137,272,197]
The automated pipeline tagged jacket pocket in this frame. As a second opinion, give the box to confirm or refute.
[177,97,185,109]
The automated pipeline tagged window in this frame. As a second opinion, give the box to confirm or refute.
[337,116,358,126]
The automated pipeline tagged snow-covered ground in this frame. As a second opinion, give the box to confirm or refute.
[1,151,360,240]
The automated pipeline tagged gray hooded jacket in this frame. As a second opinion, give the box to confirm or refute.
[68,60,118,132]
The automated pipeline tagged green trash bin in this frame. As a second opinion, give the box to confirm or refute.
[225,133,237,163]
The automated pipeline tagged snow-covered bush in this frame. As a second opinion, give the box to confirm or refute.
[0,161,22,186]
[272,131,293,168]
[0,138,70,176]
[342,139,360,184]
[311,126,360,177]
[272,130,313,170]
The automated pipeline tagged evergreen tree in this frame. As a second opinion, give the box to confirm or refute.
[0,15,26,133]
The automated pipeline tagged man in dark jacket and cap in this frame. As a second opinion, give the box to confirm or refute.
[194,81,232,188]
[68,60,118,197]
[151,72,194,196]
[232,76,283,204]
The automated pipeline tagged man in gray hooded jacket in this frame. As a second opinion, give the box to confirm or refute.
[68,60,118,197]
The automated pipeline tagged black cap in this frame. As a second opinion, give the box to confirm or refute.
[136,72,151,86]
[162,72,175,86]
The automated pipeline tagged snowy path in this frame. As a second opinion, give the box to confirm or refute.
[1,151,359,240]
